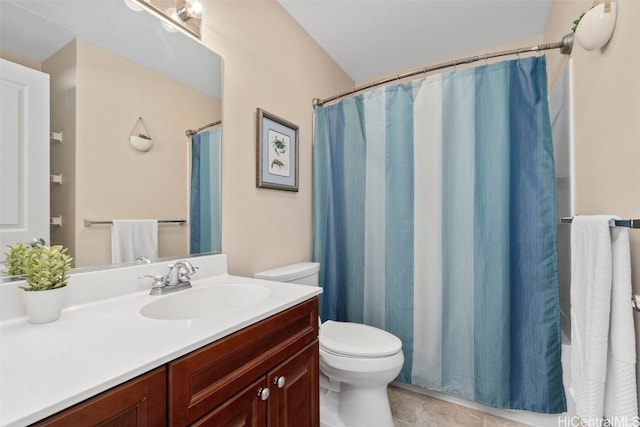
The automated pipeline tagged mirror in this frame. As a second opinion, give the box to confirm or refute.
[0,0,222,272]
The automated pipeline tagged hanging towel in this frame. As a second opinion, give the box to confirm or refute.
[604,224,638,422]
[111,219,158,264]
[570,215,613,421]
[570,215,638,424]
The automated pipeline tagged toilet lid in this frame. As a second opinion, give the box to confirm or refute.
[320,320,402,357]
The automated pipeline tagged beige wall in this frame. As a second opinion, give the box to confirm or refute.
[42,41,78,261]
[544,0,640,401]
[200,0,353,276]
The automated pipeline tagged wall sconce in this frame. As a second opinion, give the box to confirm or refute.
[130,0,203,39]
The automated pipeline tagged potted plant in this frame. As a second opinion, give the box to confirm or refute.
[4,244,72,323]
[572,1,617,51]
[129,132,153,152]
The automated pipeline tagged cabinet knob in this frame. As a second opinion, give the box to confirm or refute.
[257,387,270,400]
[274,376,286,388]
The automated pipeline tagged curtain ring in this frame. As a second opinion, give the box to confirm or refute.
[484,53,488,67]
[453,60,457,72]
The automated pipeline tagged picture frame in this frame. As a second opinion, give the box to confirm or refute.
[256,108,299,192]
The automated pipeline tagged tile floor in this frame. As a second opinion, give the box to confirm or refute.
[388,386,528,427]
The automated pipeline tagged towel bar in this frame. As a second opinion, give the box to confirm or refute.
[84,219,186,227]
[560,217,639,229]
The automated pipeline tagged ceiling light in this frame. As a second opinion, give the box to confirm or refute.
[123,0,144,12]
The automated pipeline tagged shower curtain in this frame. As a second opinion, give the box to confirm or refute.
[313,56,566,413]
[190,127,221,254]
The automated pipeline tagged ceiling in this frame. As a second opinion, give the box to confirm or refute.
[278,0,554,83]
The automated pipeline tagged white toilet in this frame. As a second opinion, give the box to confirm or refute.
[254,262,404,427]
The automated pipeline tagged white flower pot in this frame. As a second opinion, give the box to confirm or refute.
[22,286,67,324]
[129,135,153,152]
[576,1,617,51]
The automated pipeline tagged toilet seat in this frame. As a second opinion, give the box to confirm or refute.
[320,320,402,358]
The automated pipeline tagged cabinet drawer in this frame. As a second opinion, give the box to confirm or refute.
[168,297,318,426]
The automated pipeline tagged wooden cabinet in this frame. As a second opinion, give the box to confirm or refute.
[168,298,319,427]
[30,297,319,427]
[33,367,166,427]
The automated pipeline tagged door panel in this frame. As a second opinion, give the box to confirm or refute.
[267,341,319,427]
[0,58,49,258]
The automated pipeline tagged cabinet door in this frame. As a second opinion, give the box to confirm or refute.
[267,341,319,427]
[192,377,267,427]
[33,367,166,427]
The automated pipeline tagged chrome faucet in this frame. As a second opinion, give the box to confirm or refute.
[139,260,197,295]
[165,260,197,287]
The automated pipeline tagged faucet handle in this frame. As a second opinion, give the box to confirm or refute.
[138,274,166,289]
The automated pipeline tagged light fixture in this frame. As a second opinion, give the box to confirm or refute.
[132,0,203,38]
[176,0,203,22]
[123,0,144,12]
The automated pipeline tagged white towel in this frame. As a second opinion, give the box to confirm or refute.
[604,225,638,422]
[111,219,158,264]
[570,215,613,421]
[570,215,638,424]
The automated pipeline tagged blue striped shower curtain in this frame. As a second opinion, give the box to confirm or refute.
[190,127,221,254]
[313,56,566,413]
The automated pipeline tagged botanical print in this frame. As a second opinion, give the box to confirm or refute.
[268,129,290,177]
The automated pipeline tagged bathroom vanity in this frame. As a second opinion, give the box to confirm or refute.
[0,254,321,426]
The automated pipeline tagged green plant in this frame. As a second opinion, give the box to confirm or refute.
[137,133,151,140]
[572,11,586,33]
[19,245,72,291]
[3,243,31,276]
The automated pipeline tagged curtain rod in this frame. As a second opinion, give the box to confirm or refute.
[313,33,575,107]
[185,120,222,137]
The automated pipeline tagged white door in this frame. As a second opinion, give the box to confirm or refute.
[0,59,50,261]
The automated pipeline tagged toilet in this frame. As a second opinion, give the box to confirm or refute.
[254,262,404,427]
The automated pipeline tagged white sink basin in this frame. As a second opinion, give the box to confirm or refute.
[140,284,271,320]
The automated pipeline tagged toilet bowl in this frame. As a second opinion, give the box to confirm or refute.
[254,263,404,427]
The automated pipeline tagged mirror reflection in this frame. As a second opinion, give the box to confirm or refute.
[0,0,222,271]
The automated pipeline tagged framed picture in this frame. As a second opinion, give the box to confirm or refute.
[256,108,299,191]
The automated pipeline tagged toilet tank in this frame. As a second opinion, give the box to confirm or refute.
[253,262,320,286]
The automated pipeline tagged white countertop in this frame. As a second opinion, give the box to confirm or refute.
[0,255,321,426]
